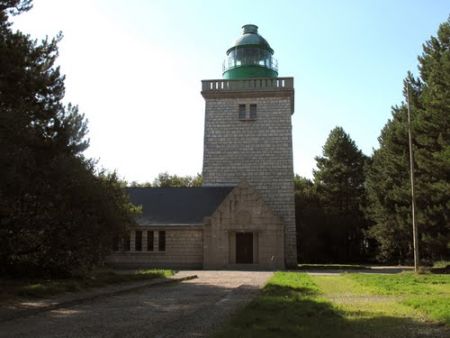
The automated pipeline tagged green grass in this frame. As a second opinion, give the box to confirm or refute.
[347,272,450,296]
[346,273,450,324]
[214,272,450,338]
[0,268,173,300]
[214,273,338,338]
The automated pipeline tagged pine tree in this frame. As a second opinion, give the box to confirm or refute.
[294,175,326,262]
[414,18,450,260]
[310,127,368,262]
[366,84,419,262]
[0,0,137,276]
[367,18,450,263]
[314,127,367,214]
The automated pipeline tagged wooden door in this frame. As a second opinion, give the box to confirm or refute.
[236,232,253,264]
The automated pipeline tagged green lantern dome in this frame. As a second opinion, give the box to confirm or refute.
[223,24,278,79]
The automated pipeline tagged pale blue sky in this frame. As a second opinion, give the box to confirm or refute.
[13,0,449,181]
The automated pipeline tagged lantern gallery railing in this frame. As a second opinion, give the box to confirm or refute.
[202,77,293,92]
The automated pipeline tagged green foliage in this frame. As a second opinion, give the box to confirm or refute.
[0,1,137,277]
[314,127,368,215]
[295,175,326,262]
[296,127,369,263]
[366,100,416,262]
[0,1,32,21]
[128,173,203,187]
[152,172,203,187]
[366,18,450,263]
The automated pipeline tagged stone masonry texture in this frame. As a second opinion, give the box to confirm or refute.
[106,228,203,269]
[203,182,284,269]
[202,84,297,267]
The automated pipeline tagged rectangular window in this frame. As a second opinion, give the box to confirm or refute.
[124,233,131,251]
[249,104,257,119]
[147,231,154,251]
[112,236,119,251]
[135,230,142,251]
[238,104,246,120]
[158,231,166,251]
[238,104,257,120]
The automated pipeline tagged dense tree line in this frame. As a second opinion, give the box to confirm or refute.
[296,128,370,263]
[0,0,137,277]
[297,17,450,264]
[129,172,203,188]
[366,18,450,263]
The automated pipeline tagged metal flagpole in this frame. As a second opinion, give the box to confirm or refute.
[406,83,419,272]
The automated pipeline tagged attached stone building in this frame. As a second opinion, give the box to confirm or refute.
[107,24,297,269]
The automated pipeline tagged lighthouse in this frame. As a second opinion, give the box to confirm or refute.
[107,24,297,270]
[201,24,297,268]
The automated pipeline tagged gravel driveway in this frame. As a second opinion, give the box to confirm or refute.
[0,270,272,338]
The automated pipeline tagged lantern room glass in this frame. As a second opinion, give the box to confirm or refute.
[223,47,278,73]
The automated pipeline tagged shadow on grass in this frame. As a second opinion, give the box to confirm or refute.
[430,267,450,274]
[297,264,370,271]
[263,283,319,297]
[214,283,450,338]
[0,268,171,300]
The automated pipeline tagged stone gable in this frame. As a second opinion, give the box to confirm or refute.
[203,182,284,269]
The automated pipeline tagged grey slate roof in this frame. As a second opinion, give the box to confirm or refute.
[127,187,234,225]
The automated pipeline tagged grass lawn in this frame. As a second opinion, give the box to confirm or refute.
[0,268,173,301]
[214,272,450,338]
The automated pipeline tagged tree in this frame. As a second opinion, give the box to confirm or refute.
[367,17,450,263]
[295,128,369,263]
[314,127,368,214]
[311,127,369,262]
[152,172,203,187]
[366,85,420,262]
[294,175,325,262]
[414,18,450,261]
[0,0,137,276]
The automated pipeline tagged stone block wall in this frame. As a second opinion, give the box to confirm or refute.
[106,227,203,269]
[202,86,297,267]
[203,183,284,269]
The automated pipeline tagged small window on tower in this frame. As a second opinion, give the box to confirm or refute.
[238,104,257,121]
[250,104,257,119]
[238,104,246,120]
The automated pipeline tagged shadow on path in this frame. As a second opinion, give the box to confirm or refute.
[0,274,267,338]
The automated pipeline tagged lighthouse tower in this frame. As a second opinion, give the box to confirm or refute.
[201,24,297,268]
